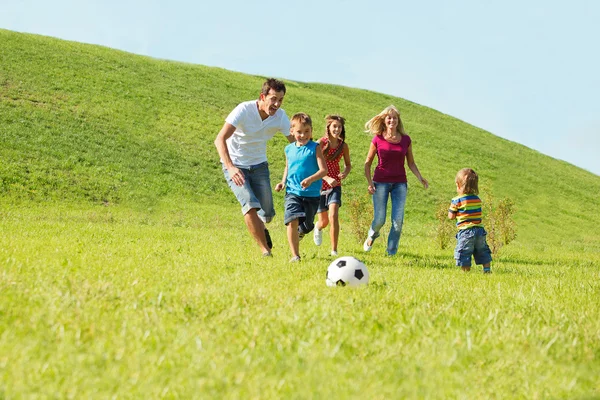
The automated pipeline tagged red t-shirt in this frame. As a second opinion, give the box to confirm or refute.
[372,134,411,183]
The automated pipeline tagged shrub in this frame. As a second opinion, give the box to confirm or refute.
[347,192,372,244]
[434,201,455,249]
[482,189,517,256]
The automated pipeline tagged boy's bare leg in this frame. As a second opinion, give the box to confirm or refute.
[244,209,270,254]
[287,219,300,258]
[483,263,492,273]
[461,266,471,272]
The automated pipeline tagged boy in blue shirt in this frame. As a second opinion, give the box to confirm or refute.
[275,113,327,262]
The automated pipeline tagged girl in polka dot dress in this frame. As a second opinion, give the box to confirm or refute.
[313,115,352,256]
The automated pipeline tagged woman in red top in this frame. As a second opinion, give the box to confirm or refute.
[363,106,429,256]
[313,115,352,256]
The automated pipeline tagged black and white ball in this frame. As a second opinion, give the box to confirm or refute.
[326,256,369,287]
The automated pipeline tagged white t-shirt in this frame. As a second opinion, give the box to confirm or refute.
[224,100,291,167]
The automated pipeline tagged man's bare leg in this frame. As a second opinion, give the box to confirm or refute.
[244,209,270,255]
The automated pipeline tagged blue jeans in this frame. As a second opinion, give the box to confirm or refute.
[222,162,275,223]
[367,182,407,255]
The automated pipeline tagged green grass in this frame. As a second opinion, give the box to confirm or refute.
[1,29,600,398]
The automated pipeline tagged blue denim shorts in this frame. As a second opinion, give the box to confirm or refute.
[454,227,493,267]
[317,186,342,213]
[222,162,275,223]
[284,193,320,230]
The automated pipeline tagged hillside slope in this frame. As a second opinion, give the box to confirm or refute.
[1,29,599,252]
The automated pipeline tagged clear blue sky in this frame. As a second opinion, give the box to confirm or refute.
[2,0,599,175]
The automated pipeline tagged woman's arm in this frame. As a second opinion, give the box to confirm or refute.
[406,144,429,189]
[364,142,377,194]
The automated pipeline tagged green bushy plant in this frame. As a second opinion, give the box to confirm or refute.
[347,192,372,244]
[482,189,517,256]
[434,201,455,249]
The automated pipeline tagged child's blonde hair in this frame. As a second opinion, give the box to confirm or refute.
[456,168,479,195]
[364,105,406,136]
[291,112,313,129]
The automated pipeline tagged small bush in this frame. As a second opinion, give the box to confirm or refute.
[482,189,517,256]
[434,201,455,249]
[347,192,372,244]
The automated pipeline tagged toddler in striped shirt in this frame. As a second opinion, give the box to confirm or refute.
[448,168,492,273]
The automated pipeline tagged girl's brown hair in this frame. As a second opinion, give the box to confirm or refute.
[456,168,479,195]
[322,114,346,161]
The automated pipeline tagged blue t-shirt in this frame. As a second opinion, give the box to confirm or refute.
[285,141,321,197]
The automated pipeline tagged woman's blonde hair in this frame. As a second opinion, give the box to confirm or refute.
[364,105,406,136]
[456,168,479,195]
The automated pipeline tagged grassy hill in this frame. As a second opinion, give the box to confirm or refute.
[2,29,599,252]
[1,29,599,398]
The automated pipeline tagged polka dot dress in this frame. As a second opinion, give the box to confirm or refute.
[321,137,343,191]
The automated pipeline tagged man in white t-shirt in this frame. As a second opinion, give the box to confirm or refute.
[214,78,294,257]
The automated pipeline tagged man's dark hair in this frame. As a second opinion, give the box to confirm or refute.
[261,78,286,95]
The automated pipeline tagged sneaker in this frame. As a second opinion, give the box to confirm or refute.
[363,237,374,252]
[264,229,273,249]
[262,251,272,257]
[330,250,338,257]
[313,228,323,246]
[290,256,301,262]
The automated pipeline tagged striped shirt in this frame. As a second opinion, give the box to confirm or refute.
[449,194,484,230]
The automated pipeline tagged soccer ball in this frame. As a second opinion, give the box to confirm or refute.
[326,256,369,287]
